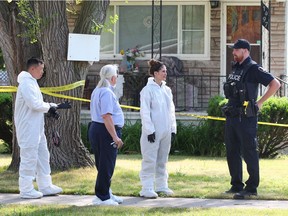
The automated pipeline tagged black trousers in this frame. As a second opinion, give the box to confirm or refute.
[88,122,122,201]
[224,116,259,192]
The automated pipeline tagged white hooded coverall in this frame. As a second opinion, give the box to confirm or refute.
[14,71,53,193]
[139,77,177,190]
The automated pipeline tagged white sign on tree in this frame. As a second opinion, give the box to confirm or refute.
[67,33,100,62]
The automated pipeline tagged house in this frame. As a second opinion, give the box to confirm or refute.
[0,71,9,86]
[68,0,288,111]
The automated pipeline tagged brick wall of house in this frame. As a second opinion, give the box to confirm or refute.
[67,1,286,109]
[67,2,286,77]
[270,1,286,78]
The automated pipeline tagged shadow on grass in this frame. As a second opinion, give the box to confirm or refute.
[0,205,205,216]
[0,169,18,193]
[1,205,288,216]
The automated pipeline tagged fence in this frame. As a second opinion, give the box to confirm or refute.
[83,73,226,111]
[83,73,288,111]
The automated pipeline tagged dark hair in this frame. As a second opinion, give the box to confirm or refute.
[26,57,44,70]
[148,59,164,76]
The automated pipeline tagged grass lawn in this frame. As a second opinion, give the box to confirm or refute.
[0,140,7,154]
[0,205,288,216]
[0,154,287,200]
[1,154,288,215]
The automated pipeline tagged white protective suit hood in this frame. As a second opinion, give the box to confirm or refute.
[14,71,50,148]
[140,77,176,136]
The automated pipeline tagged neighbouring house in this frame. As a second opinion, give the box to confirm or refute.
[0,71,9,86]
[68,0,288,111]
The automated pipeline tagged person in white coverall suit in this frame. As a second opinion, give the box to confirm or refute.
[14,57,63,199]
[139,59,177,198]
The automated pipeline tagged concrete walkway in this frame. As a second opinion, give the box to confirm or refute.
[1,193,288,209]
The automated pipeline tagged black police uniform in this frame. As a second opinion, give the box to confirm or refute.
[223,56,274,193]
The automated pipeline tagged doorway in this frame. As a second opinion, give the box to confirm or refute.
[224,5,261,77]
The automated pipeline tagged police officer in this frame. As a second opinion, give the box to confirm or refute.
[89,64,124,206]
[223,39,280,199]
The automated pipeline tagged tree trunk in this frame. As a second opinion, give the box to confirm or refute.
[0,0,110,170]
[0,1,42,170]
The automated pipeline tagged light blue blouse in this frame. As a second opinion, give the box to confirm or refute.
[90,86,124,127]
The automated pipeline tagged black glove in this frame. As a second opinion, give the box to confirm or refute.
[147,132,155,143]
[171,132,176,144]
[47,106,60,119]
[57,101,72,109]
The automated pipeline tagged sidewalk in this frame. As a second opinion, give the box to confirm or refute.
[1,193,288,209]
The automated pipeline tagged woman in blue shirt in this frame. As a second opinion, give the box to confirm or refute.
[89,64,124,206]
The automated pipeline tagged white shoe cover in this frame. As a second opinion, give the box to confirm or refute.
[20,189,43,199]
[92,196,119,206]
[139,188,158,198]
[40,184,63,196]
[156,187,174,196]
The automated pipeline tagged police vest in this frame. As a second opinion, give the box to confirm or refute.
[224,59,258,104]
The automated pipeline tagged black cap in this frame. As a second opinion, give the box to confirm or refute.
[229,39,251,51]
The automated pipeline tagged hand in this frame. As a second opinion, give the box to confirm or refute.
[171,132,176,144]
[57,101,72,109]
[147,132,155,143]
[112,137,124,149]
[47,106,60,119]
[256,101,262,110]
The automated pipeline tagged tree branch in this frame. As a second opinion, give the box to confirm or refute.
[73,0,110,34]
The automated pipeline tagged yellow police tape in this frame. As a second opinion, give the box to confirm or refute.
[1,81,287,127]
[0,86,17,92]
[0,80,86,93]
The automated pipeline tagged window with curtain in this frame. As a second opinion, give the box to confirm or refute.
[182,5,205,54]
[119,5,177,54]
[100,3,208,59]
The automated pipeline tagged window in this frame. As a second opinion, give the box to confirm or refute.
[100,6,114,54]
[100,2,209,60]
[181,5,205,54]
[118,5,177,54]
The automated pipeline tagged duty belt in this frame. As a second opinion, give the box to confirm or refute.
[221,105,244,117]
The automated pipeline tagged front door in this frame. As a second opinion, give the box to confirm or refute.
[225,5,261,77]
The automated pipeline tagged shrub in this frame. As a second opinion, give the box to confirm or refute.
[171,120,226,157]
[0,93,12,153]
[208,95,288,158]
[205,95,227,156]
[257,97,288,158]
[80,120,142,154]
[120,120,142,154]
[171,121,196,155]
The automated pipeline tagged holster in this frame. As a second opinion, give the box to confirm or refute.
[221,105,243,117]
[244,101,259,117]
